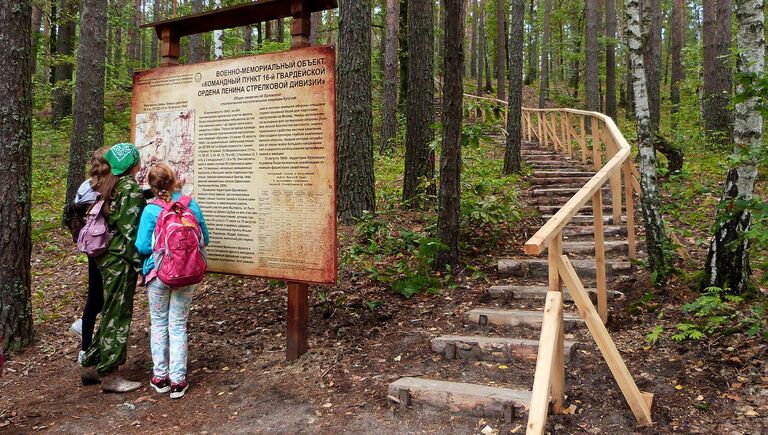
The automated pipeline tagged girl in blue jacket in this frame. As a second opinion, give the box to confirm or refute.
[135,163,209,399]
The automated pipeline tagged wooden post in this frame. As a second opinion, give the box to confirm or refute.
[286,0,312,362]
[160,27,181,66]
[559,111,567,156]
[526,291,564,434]
[564,111,571,157]
[538,112,544,147]
[606,134,623,225]
[547,233,564,412]
[579,115,587,163]
[556,255,653,426]
[623,161,637,259]
[591,117,600,170]
[527,111,532,141]
[592,189,608,323]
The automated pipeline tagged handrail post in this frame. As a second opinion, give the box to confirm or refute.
[592,190,608,323]
[579,115,587,163]
[564,112,572,158]
[548,233,565,412]
[591,117,601,170]
[538,112,543,146]
[623,161,638,259]
[606,134,623,225]
[527,111,533,141]
[560,111,567,157]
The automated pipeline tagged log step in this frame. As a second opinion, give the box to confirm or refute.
[497,258,632,280]
[487,284,619,304]
[563,240,629,255]
[541,214,627,224]
[465,308,582,331]
[563,225,627,238]
[530,177,595,187]
[537,204,626,215]
[431,335,578,363]
[533,170,596,177]
[388,377,532,422]
[532,186,611,197]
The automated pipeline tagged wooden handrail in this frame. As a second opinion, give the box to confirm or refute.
[456,91,649,432]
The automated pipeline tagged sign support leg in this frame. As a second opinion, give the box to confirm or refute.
[287,281,308,361]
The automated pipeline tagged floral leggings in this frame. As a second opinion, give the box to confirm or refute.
[148,279,194,383]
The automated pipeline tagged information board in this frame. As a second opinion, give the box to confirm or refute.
[131,46,337,284]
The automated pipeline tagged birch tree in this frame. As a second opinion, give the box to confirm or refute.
[213,0,223,60]
[703,0,764,294]
[626,0,674,283]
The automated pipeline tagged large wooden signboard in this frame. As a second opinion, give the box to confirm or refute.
[130,46,337,284]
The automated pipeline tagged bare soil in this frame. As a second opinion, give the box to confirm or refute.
[2,184,767,434]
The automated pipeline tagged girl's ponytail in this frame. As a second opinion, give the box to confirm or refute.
[147,163,179,203]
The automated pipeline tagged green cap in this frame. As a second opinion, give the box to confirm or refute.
[105,143,140,175]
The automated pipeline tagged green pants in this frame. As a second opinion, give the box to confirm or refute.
[82,255,137,375]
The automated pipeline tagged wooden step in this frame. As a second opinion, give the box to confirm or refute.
[530,176,594,186]
[388,377,532,422]
[541,214,627,224]
[497,258,632,280]
[431,335,578,363]
[465,308,582,331]
[529,161,584,168]
[563,225,627,239]
[537,204,625,215]
[526,154,562,161]
[533,170,596,177]
[487,284,619,304]
[563,240,629,255]
[532,186,611,197]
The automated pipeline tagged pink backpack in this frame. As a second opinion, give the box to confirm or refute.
[152,196,207,287]
[76,199,112,257]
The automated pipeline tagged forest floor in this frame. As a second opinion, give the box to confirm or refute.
[2,95,767,433]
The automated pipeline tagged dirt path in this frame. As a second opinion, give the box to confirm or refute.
[2,227,767,434]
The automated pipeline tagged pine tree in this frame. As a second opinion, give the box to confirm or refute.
[403,0,435,203]
[381,0,399,154]
[436,0,464,268]
[0,0,34,352]
[504,0,525,175]
[702,0,733,146]
[337,0,375,221]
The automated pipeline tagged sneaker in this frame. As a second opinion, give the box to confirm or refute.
[69,319,83,338]
[150,376,171,393]
[77,350,85,366]
[169,380,189,399]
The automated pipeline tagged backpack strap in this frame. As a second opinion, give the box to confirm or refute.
[178,195,192,208]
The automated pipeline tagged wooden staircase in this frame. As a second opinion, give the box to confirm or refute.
[387,105,654,433]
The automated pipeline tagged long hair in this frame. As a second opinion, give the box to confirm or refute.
[89,147,111,192]
[147,163,179,203]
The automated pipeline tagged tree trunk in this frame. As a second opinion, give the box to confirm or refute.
[114,3,123,82]
[477,2,485,96]
[337,0,375,222]
[626,0,674,283]
[525,0,537,85]
[397,0,408,113]
[470,0,478,79]
[31,5,43,75]
[381,0,399,154]
[482,7,493,93]
[403,0,435,203]
[436,0,464,269]
[127,0,140,75]
[190,0,204,63]
[65,0,108,215]
[496,0,506,101]
[703,0,764,294]
[585,0,599,112]
[605,0,617,120]
[151,0,160,66]
[539,0,550,107]
[52,0,77,125]
[49,0,57,86]
[641,0,662,131]
[310,11,322,45]
[669,0,685,118]
[505,0,524,175]
[277,18,284,42]
[243,26,252,52]
[213,0,223,59]
[623,5,634,120]
[0,0,34,353]
[570,15,583,99]
[702,0,733,147]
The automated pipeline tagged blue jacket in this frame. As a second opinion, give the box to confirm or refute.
[135,192,210,277]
